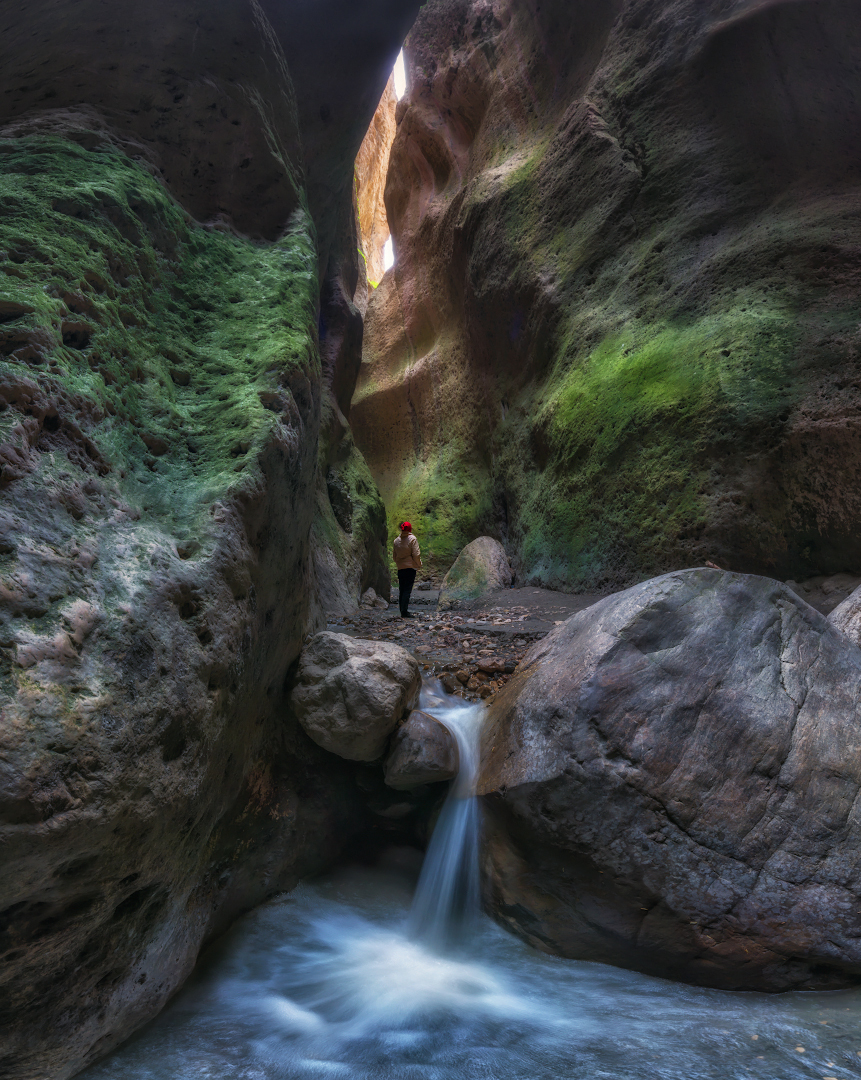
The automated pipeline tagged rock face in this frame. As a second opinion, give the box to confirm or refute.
[439,536,512,609]
[827,583,861,646]
[291,632,421,761]
[385,710,459,789]
[480,568,861,991]
[351,0,861,586]
[0,2,422,1078]
[355,75,398,289]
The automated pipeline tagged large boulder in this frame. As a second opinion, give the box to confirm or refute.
[291,632,421,761]
[385,710,459,789]
[438,537,512,609]
[480,568,861,991]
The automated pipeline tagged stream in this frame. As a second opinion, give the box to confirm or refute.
[83,679,861,1080]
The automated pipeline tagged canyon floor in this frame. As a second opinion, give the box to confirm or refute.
[328,571,861,710]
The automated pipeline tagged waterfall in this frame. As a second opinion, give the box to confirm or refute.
[407,683,485,947]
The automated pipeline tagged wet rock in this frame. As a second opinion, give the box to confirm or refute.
[480,568,861,991]
[477,657,504,674]
[455,670,470,685]
[291,632,420,761]
[384,710,459,789]
[440,673,458,694]
[439,538,513,610]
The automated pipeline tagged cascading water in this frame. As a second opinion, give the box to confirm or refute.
[406,690,483,947]
[83,676,861,1080]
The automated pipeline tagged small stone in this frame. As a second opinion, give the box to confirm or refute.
[456,669,470,685]
[466,676,482,691]
[478,685,493,699]
[477,657,503,674]
[415,644,432,654]
[440,673,458,694]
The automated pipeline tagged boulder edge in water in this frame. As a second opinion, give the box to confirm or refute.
[479,568,861,991]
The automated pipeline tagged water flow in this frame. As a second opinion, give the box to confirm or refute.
[407,679,484,947]
[81,675,861,1080]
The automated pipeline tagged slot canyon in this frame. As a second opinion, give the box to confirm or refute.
[2,2,861,1079]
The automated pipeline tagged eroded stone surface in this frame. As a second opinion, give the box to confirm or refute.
[0,2,422,1077]
[291,632,421,761]
[352,0,861,587]
[439,537,512,609]
[385,710,459,789]
[480,568,861,991]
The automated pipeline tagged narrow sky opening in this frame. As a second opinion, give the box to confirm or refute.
[383,235,394,272]
[393,49,407,101]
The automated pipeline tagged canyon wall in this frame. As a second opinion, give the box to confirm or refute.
[0,2,419,1077]
[355,75,398,289]
[351,0,861,587]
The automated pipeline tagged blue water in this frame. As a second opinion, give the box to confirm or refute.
[82,684,861,1080]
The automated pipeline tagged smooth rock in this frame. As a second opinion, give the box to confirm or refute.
[360,587,388,609]
[480,568,861,991]
[384,710,459,789]
[291,633,420,761]
[354,74,397,288]
[438,537,513,610]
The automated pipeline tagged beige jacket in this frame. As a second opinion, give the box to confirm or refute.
[393,531,422,571]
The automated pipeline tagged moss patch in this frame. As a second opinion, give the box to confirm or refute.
[384,450,495,577]
[499,307,801,589]
[0,135,318,539]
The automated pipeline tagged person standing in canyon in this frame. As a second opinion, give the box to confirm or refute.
[393,521,422,618]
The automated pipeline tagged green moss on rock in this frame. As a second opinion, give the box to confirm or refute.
[0,135,318,542]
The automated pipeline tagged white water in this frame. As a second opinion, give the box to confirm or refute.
[83,679,861,1080]
[407,685,483,948]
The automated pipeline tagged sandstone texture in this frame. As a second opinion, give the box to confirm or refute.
[351,0,861,587]
[355,76,398,289]
[385,710,459,789]
[0,2,421,1077]
[439,536,513,609]
[480,568,861,991]
[291,632,421,761]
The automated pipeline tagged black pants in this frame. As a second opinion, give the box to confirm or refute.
[398,568,416,615]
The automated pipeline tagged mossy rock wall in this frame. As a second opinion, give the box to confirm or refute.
[0,1,423,1075]
[352,0,861,589]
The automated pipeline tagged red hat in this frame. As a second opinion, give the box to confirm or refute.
[400,521,411,530]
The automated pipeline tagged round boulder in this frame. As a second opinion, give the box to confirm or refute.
[438,537,512,610]
[384,710,459,789]
[291,632,420,761]
[480,568,861,991]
